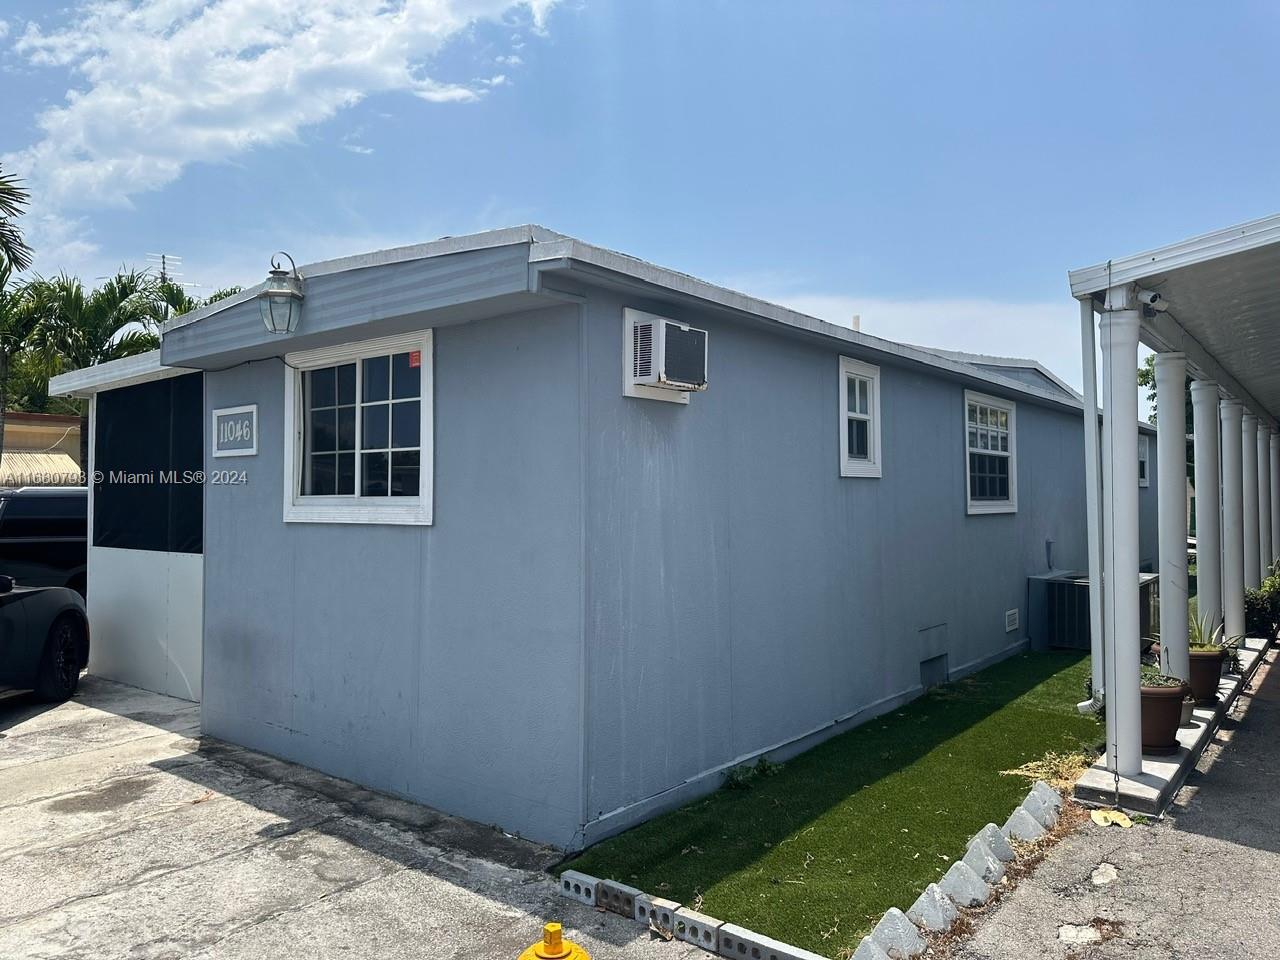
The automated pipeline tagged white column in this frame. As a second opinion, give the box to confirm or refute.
[1243,413,1260,589]
[1271,432,1280,571]
[1079,299,1106,700]
[1258,422,1272,580]
[1221,400,1245,638]
[1191,381,1222,638]
[1100,296,1142,776]
[1155,353,1189,680]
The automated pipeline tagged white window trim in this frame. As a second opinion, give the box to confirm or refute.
[839,356,882,478]
[282,329,433,525]
[964,389,1018,516]
[1138,433,1150,487]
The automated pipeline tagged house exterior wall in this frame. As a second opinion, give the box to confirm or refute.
[576,286,1159,842]
[199,304,586,846]
[192,274,1159,849]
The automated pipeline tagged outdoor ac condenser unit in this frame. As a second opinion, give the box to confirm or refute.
[630,312,709,392]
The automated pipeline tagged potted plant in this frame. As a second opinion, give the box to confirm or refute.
[1187,613,1230,705]
[1140,666,1187,755]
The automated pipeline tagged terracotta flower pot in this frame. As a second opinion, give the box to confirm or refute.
[1188,647,1226,704]
[1140,684,1186,755]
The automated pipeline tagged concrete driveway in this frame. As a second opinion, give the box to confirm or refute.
[0,677,698,960]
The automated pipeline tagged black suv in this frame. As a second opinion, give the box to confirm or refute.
[0,487,87,597]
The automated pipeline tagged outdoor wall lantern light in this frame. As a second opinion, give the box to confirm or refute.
[258,252,304,334]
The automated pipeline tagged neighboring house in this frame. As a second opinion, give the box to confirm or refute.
[50,226,1158,849]
[0,412,82,487]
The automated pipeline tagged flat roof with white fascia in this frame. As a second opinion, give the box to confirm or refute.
[157,225,1096,414]
[47,350,188,399]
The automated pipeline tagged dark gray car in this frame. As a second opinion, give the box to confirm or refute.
[0,575,89,701]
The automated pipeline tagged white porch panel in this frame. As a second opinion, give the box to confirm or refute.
[1258,423,1273,577]
[1155,353,1189,680]
[1271,432,1280,569]
[1243,414,1261,589]
[1221,401,1246,638]
[1190,381,1222,635]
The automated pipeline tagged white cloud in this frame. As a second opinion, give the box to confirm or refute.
[4,0,558,214]
[0,20,9,40]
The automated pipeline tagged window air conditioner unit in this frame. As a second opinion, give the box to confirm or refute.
[631,314,709,392]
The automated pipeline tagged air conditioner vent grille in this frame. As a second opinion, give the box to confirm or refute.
[633,321,654,379]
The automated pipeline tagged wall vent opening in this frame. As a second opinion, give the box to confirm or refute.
[1005,608,1020,633]
[920,653,949,691]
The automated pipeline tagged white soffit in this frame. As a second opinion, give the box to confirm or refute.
[1069,213,1280,427]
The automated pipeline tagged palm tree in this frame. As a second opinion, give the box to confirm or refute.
[0,260,38,468]
[0,166,33,273]
[23,271,162,468]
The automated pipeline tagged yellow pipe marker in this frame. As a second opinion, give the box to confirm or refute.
[519,922,590,960]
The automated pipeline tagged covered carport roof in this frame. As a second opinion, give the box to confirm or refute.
[1069,213,1280,430]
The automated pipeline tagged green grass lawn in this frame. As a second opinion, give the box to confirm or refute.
[565,651,1098,959]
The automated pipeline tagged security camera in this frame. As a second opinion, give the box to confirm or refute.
[1136,288,1163,307]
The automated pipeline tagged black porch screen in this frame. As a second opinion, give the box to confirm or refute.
[93,372,203,554]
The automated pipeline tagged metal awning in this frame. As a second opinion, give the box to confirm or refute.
[0,451,82,487]
[1069,213,1280,429]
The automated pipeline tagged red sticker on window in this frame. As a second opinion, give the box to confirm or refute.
[408,350,421,368]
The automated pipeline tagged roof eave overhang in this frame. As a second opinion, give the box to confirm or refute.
[47,350,188,399]
[530,240,1087,415]
[1067,212,1280,299]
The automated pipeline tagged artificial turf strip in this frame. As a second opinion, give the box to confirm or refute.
[565,651,1098,959]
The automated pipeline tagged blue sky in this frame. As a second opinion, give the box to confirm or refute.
[3,1,1278,391]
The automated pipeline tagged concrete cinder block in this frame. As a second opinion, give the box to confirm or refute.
[961,837,1006,884]
[595,878,643,918]
[869,907,926,958]
[557,869,599,907]
[1031,780,1062,814]
[1020,791,1058,829]
[851,936,892,960]
[1001,807,1046,842]
[674,907,722,951]
[938,860,991,908]
[717,922,828,959]
[906,883,958,933]
[968,823,1015,863]
[635,894,680,930]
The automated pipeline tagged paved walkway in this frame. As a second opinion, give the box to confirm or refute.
[0,677,698,960]
[954,646,1280,960]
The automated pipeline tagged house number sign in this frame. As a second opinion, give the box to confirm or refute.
[212,405,258,457]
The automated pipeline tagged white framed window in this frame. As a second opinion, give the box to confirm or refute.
[839,356,881,478]
[282,330,433,525]
[964,390,1017,515]
[1138,434,1150,487]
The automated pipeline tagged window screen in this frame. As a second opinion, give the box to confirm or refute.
[93,372,203,554]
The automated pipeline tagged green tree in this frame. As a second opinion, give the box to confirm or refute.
[22,271,162,468]
[0,166,32,272]
[0,261,39,466]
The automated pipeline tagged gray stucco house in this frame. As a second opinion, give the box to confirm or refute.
[51,226,1158,849]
